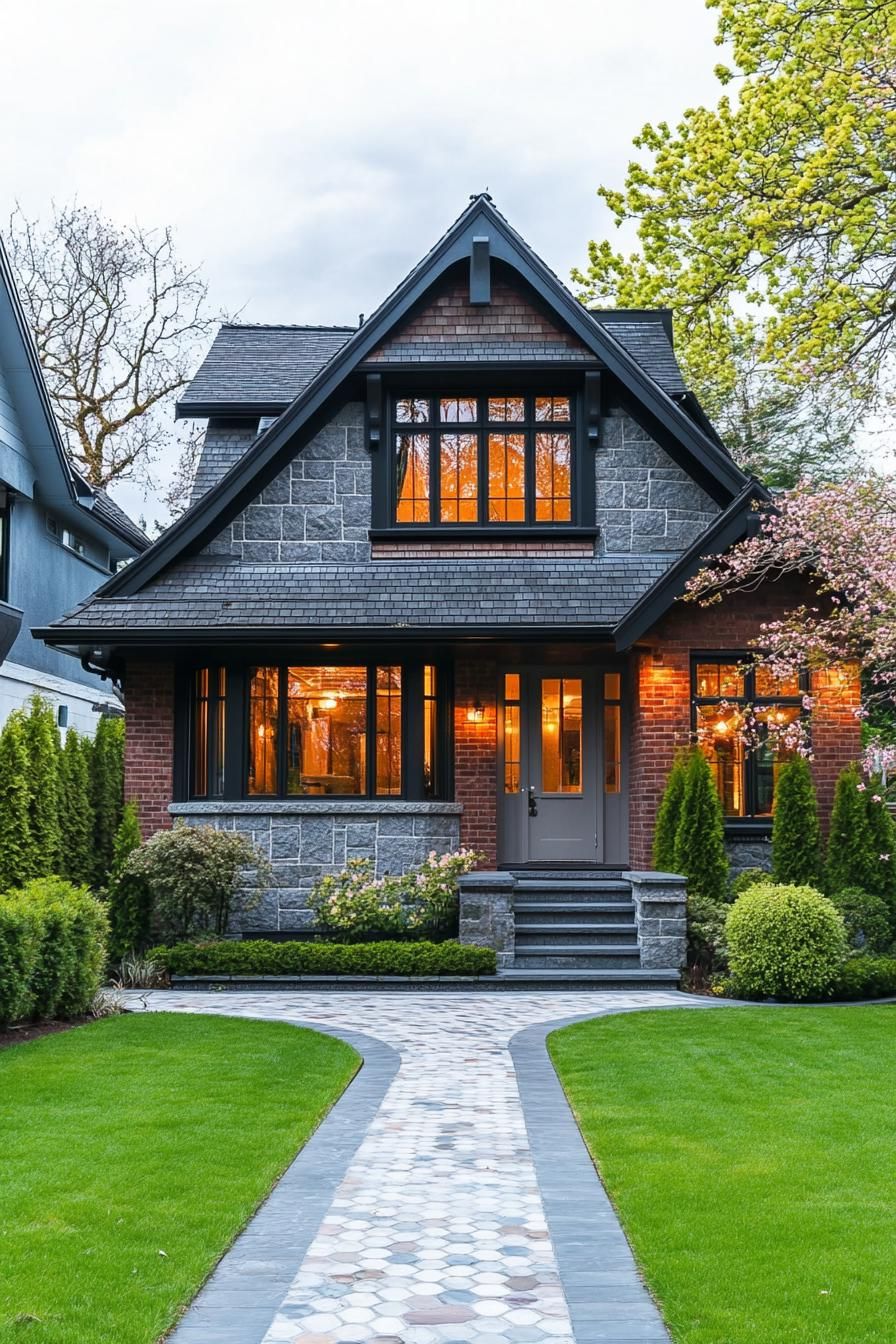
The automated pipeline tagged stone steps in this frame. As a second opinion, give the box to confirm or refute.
[515,922,639,947]
[514,901,637,925]
[514,945,643,970]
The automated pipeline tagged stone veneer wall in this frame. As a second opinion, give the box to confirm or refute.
[169,801,462,933]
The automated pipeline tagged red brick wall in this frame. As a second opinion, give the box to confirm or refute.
[454,658,498,867]
[629,582,862,868]
[124,661,175,839]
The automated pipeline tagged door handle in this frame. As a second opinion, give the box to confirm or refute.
[527,786,538,818]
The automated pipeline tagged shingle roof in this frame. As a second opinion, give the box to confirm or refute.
[46,552,673,636]
[589,313,685,397]
[176,325,355,416]
[89,488,151,551]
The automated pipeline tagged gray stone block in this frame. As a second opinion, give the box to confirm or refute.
[291,479,336,505]
[300,818,335,864]
[305,506,342,540]
[244,505,282,540]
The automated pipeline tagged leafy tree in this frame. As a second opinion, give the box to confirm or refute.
[107,804,151,956]
[673,750,729,906]
[772,756,822,887]
[575,0,895,481]
[826,765,880,896]
[652,750,689,870]
[22,696,62,877]
[58,728,95,887]
[0,714,35,889]
[90,716,124,888]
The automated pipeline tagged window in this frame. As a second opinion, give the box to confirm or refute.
[393,394,575,527]
[62,528,86,556]
[692,657,804,819]
[604,672,622,794]
[541,677,582,793]
[191,667,227,798]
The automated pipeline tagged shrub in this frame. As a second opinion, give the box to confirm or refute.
[148,938,497,978]
[828,886,892,952]
[864,780,896,914]
[826,954,896,1001]
[106,804,151,955]
[652,750,689,870]
[22,695,63,877]
[0,879,108,1025]
[730,867,771,900]
[0,713,35,890]
[687,892,729,977]
[308,849,482,940]
[58,727,95,887]
[90,715,124,888]
[673,750,729,905]
[725,882,848,1001]
[123,823,271,941]
[826,764,881,895]
[772,755,822,886]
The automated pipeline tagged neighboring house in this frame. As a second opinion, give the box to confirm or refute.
[0,236,148,733]
[36,197,860,979]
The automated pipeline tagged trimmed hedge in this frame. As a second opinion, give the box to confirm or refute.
[826,955,896,1001]
[725,883,848,1001]
[0,879,108,1025]
[149,939,497,978]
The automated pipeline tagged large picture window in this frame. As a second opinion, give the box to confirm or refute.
[692,656,805,819]
[393,394,574,527]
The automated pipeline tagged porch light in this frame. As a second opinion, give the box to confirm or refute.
[467,700,485,724]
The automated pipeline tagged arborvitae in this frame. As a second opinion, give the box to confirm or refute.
[0,713,35,889]
[673,749,729,905]
[653,750,689,870]
[107,803,150,955]
[58,728,95,887]
[864,779,896,915]
[826,764,879,895]
[22,695,62,876]
[772,755,823,886]
[91,715,125,888]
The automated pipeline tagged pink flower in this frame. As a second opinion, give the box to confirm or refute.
[857,782,867,792]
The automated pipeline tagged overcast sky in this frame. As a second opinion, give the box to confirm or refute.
[1,0,721,522]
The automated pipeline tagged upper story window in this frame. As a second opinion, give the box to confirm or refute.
[393,394,574,527]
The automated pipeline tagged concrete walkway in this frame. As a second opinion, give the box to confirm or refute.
[128,990,712,1344]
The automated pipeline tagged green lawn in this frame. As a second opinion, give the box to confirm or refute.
[0,1012,358,1344]
[549,1006,896,1344]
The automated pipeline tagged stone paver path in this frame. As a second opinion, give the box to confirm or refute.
[129,991,698,1344]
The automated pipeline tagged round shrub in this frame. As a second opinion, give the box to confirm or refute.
[829,886,892,952]
[725,883,848,1001]
[730,867,771,900]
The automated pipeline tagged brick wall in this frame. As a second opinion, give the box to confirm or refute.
[124,661,175,839]
[628,581,862,868]
[454,658,498,866]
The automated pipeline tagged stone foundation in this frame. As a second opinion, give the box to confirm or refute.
[170,801,462,932]
[627,872,688,970]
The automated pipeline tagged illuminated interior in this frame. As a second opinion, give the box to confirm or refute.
[504,672,521,793]
[541,677,582,793]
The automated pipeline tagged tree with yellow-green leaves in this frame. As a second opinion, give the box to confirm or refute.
[574,0,896,485]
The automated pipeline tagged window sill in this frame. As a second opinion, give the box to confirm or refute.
[369,526,599,543]
[170,800,463,815]
[723,821,772,837]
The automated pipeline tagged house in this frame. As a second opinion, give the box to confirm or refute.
[35,196,860,980]
[0,236,148,733]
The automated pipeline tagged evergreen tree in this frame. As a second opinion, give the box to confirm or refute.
[91,715,125,887]
[0,713,35,889]
[107,803,150,955]
[865,780,896,916]
[653,750,689,870]
[772,756,822,887]
[22,695,62,876]
[58,728,95,887]
[673,750,729,905]
[826,764,879,895]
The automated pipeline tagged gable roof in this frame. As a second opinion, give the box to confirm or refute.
[590,311,685,397]
[59,194,752,604]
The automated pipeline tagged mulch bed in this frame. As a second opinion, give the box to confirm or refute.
[0,1018,91,1051]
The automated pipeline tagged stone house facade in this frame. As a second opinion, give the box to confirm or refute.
[36,196,860,979]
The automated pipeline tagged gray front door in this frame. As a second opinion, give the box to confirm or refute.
[498,668,628,866]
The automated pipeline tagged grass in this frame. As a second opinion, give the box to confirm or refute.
[549,1006,896,1344]
[0,1012,358,1344]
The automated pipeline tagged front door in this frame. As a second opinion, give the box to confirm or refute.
[499,668,627,865]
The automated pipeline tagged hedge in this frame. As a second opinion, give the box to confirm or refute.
[0,879,108,1025]
[825,955,896,1001]
[149,939,498,978]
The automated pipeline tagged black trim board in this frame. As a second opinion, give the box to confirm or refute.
[74,195,750,607]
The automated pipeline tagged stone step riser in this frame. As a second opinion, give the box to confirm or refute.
[515,928,639,948]
[514,888,633,905]
[514,952,644,970]
[514,903,636,924]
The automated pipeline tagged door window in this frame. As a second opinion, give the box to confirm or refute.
[541,677,582,793]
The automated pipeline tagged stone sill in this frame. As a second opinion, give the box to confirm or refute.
[170,800,463,817]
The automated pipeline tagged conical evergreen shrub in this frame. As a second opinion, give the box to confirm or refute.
[91,715,125,887]
[22,695,62,877]
[59,728,95,887]
[0,713,35,889]
[673,749,729,905]
[865,780,896,916]
[772,755,822,886]
[826,764,879,895]
[652,750,689,870]
[107,803,151,955]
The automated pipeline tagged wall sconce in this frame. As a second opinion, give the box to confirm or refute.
[467,700,485,724]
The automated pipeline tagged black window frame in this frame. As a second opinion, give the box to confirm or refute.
[0,490,10,604]
[178,657,453,803]
[385,388,591,531]
[691,652,808,827]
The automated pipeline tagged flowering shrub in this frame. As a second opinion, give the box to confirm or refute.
[308,849,483,939]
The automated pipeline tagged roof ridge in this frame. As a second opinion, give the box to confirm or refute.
[220,322,356,332]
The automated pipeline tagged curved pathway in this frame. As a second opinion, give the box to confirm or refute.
[128,990,718,1344]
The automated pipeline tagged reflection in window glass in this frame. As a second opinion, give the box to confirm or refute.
[542,678,582,793]
[395,398,430,423]
[754,706,800,814]
[439,433,478,523]
[504,673,521,793]
[193,668,209,797]
[535,396,571,422]
[604,704,621,794]
[604,672,621,701]
[396,433,430,523]
[376,666,402,795]
[488,396,525,422]
[424,665,438,798]
[488,433,526,522]
[248,667,279,795]
[695,662,744,698]
[286,667,367,795]
[754,666,801,698]
[696,703,745,816]
[439,397,477,423]
[214,668,227,796]
[534,432,572,522]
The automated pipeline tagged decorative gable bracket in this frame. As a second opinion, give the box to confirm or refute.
[470,235,491,305]
[585,371,601,445]
[366,373,383,452]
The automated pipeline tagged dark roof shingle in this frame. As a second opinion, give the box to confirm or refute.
[176,324,354,416]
